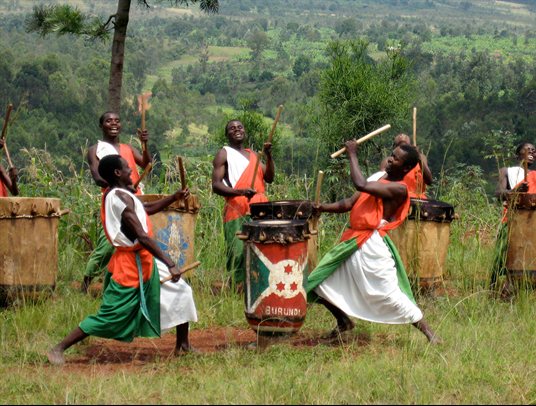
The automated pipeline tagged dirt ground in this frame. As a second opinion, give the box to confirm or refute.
[59,326,371,373]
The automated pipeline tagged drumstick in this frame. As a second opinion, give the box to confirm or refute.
[330,124,391,159]
[160,261,201,284]
[177,156,189,211]
[249,105,284,190]
[1,104,14,168]
[412,107,417,147]
[133,162,152,190]
[315,170,324,205]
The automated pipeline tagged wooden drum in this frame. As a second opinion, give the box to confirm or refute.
[238,219,311,334]
[0,197,63,306]
[138,194,200,277]
[389,198,455,289]
[249,200,320,272]
[505,193,536,285]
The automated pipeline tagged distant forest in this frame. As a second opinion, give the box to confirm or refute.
[1,0,535,196]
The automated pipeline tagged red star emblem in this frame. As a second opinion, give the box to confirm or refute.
[276,281,285,291]
[284,264,293,274]
[290,282,298,291]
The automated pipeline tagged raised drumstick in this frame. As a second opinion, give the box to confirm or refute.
[330,124,391,159]
[133,162,152,190]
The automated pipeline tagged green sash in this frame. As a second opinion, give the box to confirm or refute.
[223,215,250,284]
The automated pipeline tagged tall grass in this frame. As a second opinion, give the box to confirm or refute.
[1,149,535,404]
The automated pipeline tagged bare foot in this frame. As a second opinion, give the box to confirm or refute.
[322,319,355,340]
[174,345,200,356]
[428,334,444,345]
[47,348,65,365]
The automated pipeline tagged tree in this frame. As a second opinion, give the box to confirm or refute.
[26,0,219,113]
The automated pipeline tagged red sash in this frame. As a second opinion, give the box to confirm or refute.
[223,149,268,223]
[501,171,536,223]
[340,180,410,248]
[403,165,426,199]
[0,179,7,197]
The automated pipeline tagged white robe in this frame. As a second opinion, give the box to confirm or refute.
[223,146,250,188]
[507,166,524,190]
[104,188,198,332]
[314,230,423,324]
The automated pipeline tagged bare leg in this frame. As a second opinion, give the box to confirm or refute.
[317,297,355,338]
[47,327,89,365]
[174,323,196,355]
[80,276,93,294]
[413,319,442,344]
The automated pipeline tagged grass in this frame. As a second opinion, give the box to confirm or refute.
[1,152,535,404]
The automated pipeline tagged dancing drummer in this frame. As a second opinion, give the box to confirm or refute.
[80,111,152,294]
[491,141,536,297]
[0,139,18,197]
[47,155,197,365]
[377,133,433,198]
[211,119,275,292]
[307,140,441,344]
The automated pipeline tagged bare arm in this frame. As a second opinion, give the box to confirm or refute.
[87,145,109,188]
[419,152,433,185]
[261,142,275,184]
[131,129,152,169]
[315,192,360,214]
[211,148,256,199]
[117,191,181,280]
[0,165,18,196]
[143,188,190,215]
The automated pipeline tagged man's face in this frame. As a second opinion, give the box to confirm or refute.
[101,113,122,138]
[518,144,536,165]
[226,121,245,143]
[117,157,133,186]
[385,146,409,177]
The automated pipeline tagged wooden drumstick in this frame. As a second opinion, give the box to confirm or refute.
[330,124,391,159]
[160,261,201,284]
[1,103,14,168]
[412,106,417,147]
[177,156,189,211]
[137,92,151,154]
[133,162,152,190]
[249,105,284,190]
[315,170,324,205]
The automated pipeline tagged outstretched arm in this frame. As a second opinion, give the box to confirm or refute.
[315,192,360,214]
[117,191,181,281]
[211,148,256,199]
[143,188,190,215]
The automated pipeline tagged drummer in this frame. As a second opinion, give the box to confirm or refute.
[490,141,536,296]
[212,119,275,292]
[373,133,433,198]
[307,140,441,344]
[0,138,18,197]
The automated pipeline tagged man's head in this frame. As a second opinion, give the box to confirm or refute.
[385,144,420,180]
[225,120,246,145]
[515,141,535,165]
[98,154,132,188]
[99,111,122,139]
[393,133,411,147]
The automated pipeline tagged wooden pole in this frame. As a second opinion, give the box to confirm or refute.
[412,106,417,147]
[315,170,324,205]
[133,162,152,190]
[160,260,201,284]
[249,105,284,190]
[330,124,391,159]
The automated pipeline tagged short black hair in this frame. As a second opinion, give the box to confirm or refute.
[398,144,420,170]
[515,141,532,156]
[98,154,123,185]
[99,111,118,126]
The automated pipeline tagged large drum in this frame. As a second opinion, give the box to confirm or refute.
[505,193,536,285]
[0,197,63,306]
[389,198,455,290]
[238,219,311,334]
[249,200,320,272]
[138,194,200,276]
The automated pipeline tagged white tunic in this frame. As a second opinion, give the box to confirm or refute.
[507,166,525,190]
[223,146,250,188]
[104,188,198,332]
[314,230,423,324]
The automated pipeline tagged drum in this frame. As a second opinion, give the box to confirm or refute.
[138,194,200,276]
[249,200,320,272]
[0,197,63,306]
[505,193,536,285]
[238,219,311,334]
[389,198,455,290]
